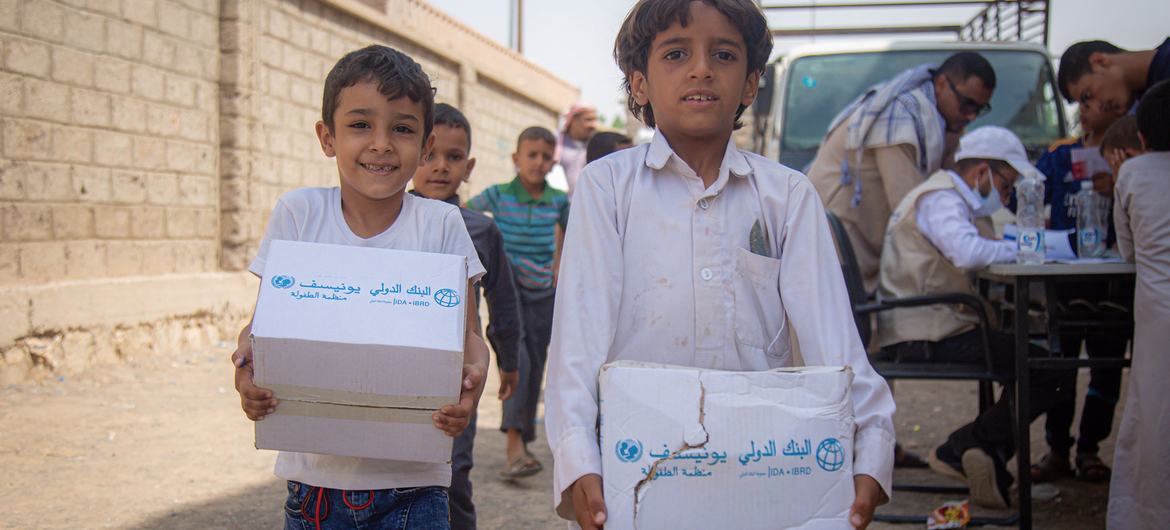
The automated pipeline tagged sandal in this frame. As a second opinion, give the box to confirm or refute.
[894,445,929,469]
[1076,454,1112,483]
[1030,452,1074,483]
[498,454,543,479]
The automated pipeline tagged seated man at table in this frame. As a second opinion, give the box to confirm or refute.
[875,126,1065,508]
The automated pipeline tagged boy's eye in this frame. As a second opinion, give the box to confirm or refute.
[349,121,370,129]
[449,155,462,162]
[714,51,737,62]
[394,125,415,134]
[664,49,685,61]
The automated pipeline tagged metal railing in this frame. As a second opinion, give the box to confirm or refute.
[761,1,1049,44]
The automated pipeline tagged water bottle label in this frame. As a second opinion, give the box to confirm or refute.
[1019,229,1044,254]
[1080,228,1099,246]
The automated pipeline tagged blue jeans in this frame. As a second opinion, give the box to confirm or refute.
[283,481,450,530]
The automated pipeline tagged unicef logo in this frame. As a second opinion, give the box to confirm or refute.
[615,439,643,463]
[816,438,845,472]
[271,275,295,289]
[433,288,461,308]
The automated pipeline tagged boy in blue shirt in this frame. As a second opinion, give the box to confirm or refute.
[544,1,895,528]
[232,45,489,529]
[466,127,569,479]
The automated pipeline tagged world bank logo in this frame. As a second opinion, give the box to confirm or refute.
[816,438,845,472]
[271,275,295,289]
[433,288,461,308]
[615,439,643,463]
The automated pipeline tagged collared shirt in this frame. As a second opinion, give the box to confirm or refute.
[914,171,1016,270]
[466,177,569,290]
[544,130,897,515]
[410,191,522,372]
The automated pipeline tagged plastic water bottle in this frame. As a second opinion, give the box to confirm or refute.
[1015,172,1046,264]
[1075,180,1108,258]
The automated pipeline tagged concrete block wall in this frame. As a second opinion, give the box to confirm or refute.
[0,0,577,381]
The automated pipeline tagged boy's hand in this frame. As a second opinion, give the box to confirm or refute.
[497,369,518,401]
[231,329,278,421]
[849,474,886,529]
[569,474,607,529]
[433,362,486,437]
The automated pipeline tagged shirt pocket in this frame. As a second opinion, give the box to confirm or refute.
[732,247,786,356]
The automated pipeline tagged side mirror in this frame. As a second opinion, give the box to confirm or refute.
[752,63,776,119]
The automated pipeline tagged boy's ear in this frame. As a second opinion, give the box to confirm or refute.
[420,131,436,163]
[630,70,650,106]
[464,157,476,183]
[1088,51,1112,71]
[511,151,520,170]
[740,69,762,108]
[315,121,336,158]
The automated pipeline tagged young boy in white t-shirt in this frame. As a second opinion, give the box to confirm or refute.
[543,1,896,529]
[231,45,489,529]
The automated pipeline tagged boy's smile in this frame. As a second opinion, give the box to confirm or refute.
[316,80,432,205]
[630,1,758,141]
[412,124,475,201]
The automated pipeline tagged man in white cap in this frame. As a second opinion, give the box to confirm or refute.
[874,126,1065,508]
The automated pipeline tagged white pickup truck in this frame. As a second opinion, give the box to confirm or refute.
[751,40,1070,171]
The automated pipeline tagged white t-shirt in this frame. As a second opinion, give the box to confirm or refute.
[249,187,486,490]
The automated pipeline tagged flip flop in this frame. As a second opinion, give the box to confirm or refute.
[894,448,929,469]
[499,455,543,479]
[1076,454,1111,483]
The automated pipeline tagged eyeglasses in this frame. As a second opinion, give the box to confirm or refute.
[945,76,992,117]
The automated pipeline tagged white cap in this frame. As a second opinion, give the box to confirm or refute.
[953,126,1039,178]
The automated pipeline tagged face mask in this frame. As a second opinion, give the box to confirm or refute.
[972,169,1003,217]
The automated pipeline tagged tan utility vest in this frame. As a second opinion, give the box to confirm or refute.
[875,170,995,347]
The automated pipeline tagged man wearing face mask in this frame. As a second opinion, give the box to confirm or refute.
[874,127,1065,509]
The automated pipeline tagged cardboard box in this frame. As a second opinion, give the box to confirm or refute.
[251,239,468,463]
[600,361,855,530]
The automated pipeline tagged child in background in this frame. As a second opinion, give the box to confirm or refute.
[552,103,599,197]
[231,46,489,529]
[409,103,523,530]
[1109,79,1170,530]
[1030,102,1126,485]
[1100,115,1143,176]
[466,127,569,480]
[543,1,895,529]
[584,131,633,164]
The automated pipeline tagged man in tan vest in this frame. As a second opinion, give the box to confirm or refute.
[876,126,1065,509]
[809,52,995,294]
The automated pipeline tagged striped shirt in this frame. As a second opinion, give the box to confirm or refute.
[467,177,569,290]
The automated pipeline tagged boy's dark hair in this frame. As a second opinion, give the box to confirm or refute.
[1099,115,1142,155]
[433,103,472,150]
[936,51,997,91]
[1136,79,1170,151]
[614,0,773,129]
[586,131,632,163]
[321,45,436,143]
[955,157,1010,176]
[1057,40,1126,102]
[517,126,557,149]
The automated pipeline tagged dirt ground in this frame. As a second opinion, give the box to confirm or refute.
[0,341,1119,529]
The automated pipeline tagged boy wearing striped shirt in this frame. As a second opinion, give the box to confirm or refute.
[466,126,569,478]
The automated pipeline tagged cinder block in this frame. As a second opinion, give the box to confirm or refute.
[106,19,143,60]
[177,108,208,142]
[51,46,95,86]
[122,0,158,27]
[52,204,95,238]
[20,0,65,43]
[1,203,53,241]
[94,58,131,94]
[2,118,53,160]
[131,64,165,101]
[267,8,289,41]
[111,96,147,132]
[51,126,93,163]
[105,240,143,275]
[157,0,189,39]
[193,142,215,174]
[144,171,178,204]
[22,162,74,201]
[140,240,175,274]
[64,9,105,53]
[22,78,70,122]
[0,243,18,285]
[133,135,167,169]
[72,165,112,202]
[142,31,176,69]
[189,12,217,48]
[18,241,67,281]
[178,173,214,206]
[71,88,112,127]
[93,131,134,167]
[0,162,25,200]
[0,0,18,32]
[164,75,195,106]
[0,72,22,115]
[129,205,165,237]
[195,207,217,238]
[165,207,197,237]
[93,204,131,238]
[146,103,181,137]
[63,240,108,279]
[164,140,197,172]
[172,45,201,77]
[109,171,148,204]
[85,0,122,17]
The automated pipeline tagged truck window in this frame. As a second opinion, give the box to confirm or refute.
[779,49,1064,170]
